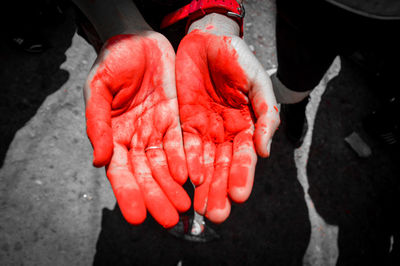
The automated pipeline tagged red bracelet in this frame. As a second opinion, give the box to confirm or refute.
[160,0,245,37]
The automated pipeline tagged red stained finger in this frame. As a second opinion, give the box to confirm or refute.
[229,130,257,203]
[253,112,279,158]
[146,148,191,213]
[249,75,280,158]
[163,122,188,185]
[183,132,204,185]
[193,141,216,215]
[129,148,179,228]
[86,79,113,167]
[205,142,232,223]
[106,143,146,225]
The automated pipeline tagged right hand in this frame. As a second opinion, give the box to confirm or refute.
[175,25,280,223]
[84,32,190,228]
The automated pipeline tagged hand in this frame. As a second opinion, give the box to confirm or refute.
[175,15,280,223]
[85,32,190,228]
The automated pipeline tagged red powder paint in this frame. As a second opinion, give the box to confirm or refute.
[176,30,256,222]
[205,142,232,223]
[229,131,257,202]
[193,141,215,214]
[86,35,188,227]
[176,30,252,143]
[259,102,269,114]
[106,143,147,225]
[182,132,204,185]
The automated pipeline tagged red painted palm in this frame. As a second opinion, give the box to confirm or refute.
[85,32,190,228]
[176,30,280,223]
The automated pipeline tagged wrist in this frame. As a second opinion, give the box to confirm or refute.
[161,0,244,37]
[187,13,240,37]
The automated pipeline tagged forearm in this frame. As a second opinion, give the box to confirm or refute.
[73,0,152,41]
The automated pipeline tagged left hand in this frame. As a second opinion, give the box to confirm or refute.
[175,14,280,223]
[85,32,190,228]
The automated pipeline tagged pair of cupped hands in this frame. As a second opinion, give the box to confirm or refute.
[84,15,280,228]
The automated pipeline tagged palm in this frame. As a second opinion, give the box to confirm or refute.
[176,30,279,223]
[85,33,189,228]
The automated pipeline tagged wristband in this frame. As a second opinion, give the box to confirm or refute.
[161,0,245,37]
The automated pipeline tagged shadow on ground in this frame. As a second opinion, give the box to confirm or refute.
[93,129,310,266]
[307,58,400,265]
[0,4,76,167]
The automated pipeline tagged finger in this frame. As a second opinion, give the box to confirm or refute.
[183,132,204,185]
[85,76,113,167]
[146,148,191,213]
[253,107,280,157]
[206,142,232,224]
[163,119,188,185]
[129,147,179,228]
[193,141,216,215]
[249,70,280,157]
[106,142,146,225]
[229,130,258,203]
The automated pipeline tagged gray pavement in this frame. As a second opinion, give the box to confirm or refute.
[1,1,398,265]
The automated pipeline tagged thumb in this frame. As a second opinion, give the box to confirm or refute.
[85,75,114,167]
[249,70,280,157]
[229,38,280,157]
